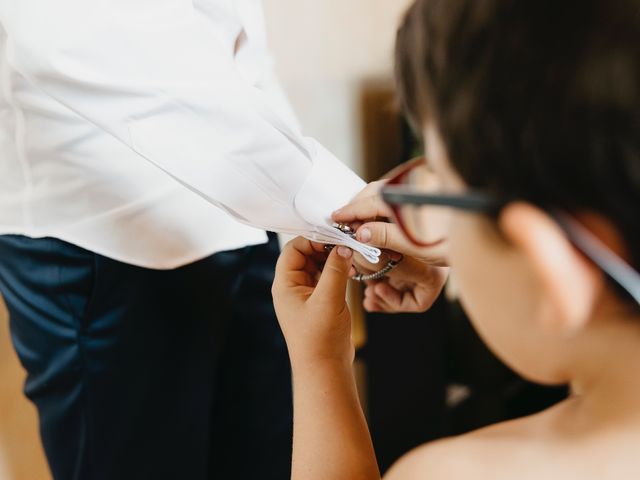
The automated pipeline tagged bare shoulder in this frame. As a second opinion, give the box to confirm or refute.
[383,398,640,479]
[383,417,540,480]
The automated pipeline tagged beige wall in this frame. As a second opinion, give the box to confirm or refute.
[264,0,412,174]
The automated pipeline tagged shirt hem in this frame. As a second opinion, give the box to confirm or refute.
[0,229,270,270]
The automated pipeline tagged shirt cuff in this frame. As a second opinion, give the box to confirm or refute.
[293,138,366,228]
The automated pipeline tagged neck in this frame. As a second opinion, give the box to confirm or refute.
[569,302,640,424]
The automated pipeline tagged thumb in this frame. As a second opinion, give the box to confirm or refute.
[357,221,404,252]
[315,247,352,304]
[357,222,449,265]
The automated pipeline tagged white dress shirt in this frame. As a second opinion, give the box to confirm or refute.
[0,0,379,269]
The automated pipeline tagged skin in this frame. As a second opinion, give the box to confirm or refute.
[332,180,449,314]
[271,124,640,479]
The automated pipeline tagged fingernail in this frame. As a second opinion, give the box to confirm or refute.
[332,209,342,217]
[358,228,372,243]
[337,246,352,259]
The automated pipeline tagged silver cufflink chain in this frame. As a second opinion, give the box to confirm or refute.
[331,223,402,283]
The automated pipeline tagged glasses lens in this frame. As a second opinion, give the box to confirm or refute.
[393,162,452,246]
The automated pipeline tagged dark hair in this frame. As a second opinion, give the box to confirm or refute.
[395,0,640,269]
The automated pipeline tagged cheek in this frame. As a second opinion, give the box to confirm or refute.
[448,215,510,335]
[447,214,553,382]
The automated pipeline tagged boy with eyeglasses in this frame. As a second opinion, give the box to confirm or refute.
[271,0,640,478]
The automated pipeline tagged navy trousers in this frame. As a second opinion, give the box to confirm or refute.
[0,234,292,480]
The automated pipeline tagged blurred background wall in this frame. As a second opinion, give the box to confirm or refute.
[264,0,412,174]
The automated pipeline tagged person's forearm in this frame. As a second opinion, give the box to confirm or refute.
[5,1,366,241]
[291,359,380,480]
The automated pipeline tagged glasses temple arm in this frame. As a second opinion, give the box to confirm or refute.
[553,212,640,305]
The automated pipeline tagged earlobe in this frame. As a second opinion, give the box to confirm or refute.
[499,202,604,335]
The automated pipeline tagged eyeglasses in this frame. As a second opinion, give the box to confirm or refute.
[381,158,640,305]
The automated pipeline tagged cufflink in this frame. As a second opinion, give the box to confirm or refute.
[327,223,402,282]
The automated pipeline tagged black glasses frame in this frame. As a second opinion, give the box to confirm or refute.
[381,170,640,306]
[382,187,505,213]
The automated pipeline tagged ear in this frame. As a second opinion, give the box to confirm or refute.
[499,202,605,335]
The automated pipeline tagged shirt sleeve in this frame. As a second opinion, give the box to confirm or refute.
[0,0,366,242]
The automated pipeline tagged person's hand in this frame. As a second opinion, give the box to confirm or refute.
[361,261,448,313]
[333,181,448,266]
[333,181,449,313]
[272,237,355,367]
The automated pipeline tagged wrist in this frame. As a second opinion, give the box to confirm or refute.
[290,353,354,379]
[286,332,355,374]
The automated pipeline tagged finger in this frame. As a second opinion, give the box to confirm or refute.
[373,282,404,309]
[408,272,448,311]
[356,221,451,267]
[303,256,321,278]
[308,248,355,282]
[409,286,439,312]
[363,284,379,301]
[276,237,311,272]
[363,287,384,312]
[312,252,329,265]
[365,284,402,313]
[350,221,364,232]
[332,193,393,224]
[310,241,329,254]
[374,281,442,313]
[288,270,316,289]
[356,222,411,254]
[364,293,399,313]
[314,247,353,305]
[363,284,392,313]
[275,237,321,289]
[363,297,383,312]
